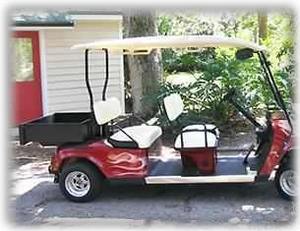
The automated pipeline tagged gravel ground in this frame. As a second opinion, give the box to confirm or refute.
[9,127,295,227]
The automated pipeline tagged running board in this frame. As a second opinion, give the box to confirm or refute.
[145,174,256,184]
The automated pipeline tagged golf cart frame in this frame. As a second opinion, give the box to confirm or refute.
[19,36,294,202]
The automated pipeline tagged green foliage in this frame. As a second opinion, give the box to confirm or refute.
[155,51,270,127]
[262,12,295,104]
[161,48,215,73]
[153,11,295,126]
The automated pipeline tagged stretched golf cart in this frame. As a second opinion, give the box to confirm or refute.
[19,36,295,202]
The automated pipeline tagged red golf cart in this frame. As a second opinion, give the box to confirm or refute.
[19,36,295,202]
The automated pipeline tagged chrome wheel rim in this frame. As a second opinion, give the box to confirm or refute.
[279,169,295,197]
[65,171,91,197]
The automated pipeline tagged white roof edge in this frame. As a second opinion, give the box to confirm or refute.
[71,35,266,53]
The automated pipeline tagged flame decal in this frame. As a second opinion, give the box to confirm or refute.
[106,152,147,174]
[107,152,140,164]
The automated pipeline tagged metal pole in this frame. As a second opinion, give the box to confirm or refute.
[102,48,109,100]
[85,49,94,115]
[258,51,292,129]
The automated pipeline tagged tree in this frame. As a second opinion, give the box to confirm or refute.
[123,11,163,118]
[258,12,268,43]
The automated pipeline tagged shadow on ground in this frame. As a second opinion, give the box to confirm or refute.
[12,179,295,226]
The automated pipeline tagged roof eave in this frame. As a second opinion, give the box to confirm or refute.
[13,21,74,27]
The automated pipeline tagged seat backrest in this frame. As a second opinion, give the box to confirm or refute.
[93,97,121,125]
[163,93,184,121]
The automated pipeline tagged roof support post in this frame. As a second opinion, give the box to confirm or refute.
[257,51,292,129]
[102,48,109,100]
[85,49,95,116]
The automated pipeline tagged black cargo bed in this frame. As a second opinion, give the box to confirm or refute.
[19,112,100,146]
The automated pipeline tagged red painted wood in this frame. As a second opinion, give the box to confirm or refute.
[12,31,42,125]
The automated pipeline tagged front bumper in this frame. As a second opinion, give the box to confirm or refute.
[49,154,60,174]
[48,165,59,183]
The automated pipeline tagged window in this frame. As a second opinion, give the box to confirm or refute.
[13,38,34,82]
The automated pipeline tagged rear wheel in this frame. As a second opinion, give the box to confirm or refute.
[59,162,103,202]
[275,164,295,200]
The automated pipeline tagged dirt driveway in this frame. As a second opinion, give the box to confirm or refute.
[10,142,295,227]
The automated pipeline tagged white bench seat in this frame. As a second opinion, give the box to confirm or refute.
[175,124,219,149]
[183,124,220,138]
[108,125,162,149]
[162,93,220,149]
[93,97,162,149]
[175,130,218,149]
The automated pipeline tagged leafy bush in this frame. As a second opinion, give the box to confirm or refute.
[153,50,268,127]
[152,11,295,127]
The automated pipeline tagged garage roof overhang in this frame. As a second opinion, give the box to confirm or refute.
[12,10,122,30]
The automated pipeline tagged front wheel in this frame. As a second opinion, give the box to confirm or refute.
[275,164,295,200]
[59,162,103,202]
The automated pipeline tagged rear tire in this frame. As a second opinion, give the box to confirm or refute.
[275,164,295,200]
[59,162,103,202]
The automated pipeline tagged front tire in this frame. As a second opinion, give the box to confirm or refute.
[59,162,103,202]
[275,164,295,200]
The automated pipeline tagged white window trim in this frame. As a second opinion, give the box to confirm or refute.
[39,30,48,115]
[118,19,125,114]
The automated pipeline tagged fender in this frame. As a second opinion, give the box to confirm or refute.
[49,140,148,179]
[50,151,105,176]
[259,119,293,175]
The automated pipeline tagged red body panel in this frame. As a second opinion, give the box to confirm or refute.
[259,119,292,176]
[13,31,43,125]
[180,148,217,174]
[51,140,148,179]
[50,119,293,180]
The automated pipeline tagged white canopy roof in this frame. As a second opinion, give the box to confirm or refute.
[72,35,265,54]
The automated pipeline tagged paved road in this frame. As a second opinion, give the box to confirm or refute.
[11,159,295,227]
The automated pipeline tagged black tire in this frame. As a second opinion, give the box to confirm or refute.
[275,163,295,201]
[59,162,103,202]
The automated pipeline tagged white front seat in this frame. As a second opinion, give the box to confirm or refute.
[175,129,218,149]
[93,97,162,149]
[183,124,220,139]
[163,93,220,149]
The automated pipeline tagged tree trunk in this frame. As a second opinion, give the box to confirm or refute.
[258,12,268,44]
[123,11,163,118]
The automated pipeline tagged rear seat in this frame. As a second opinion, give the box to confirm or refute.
[93,97,162,149]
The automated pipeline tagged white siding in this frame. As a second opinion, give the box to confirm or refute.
[43,20,124,114]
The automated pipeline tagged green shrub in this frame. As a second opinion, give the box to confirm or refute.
[148,48,294,128]
[150,12,295,128]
